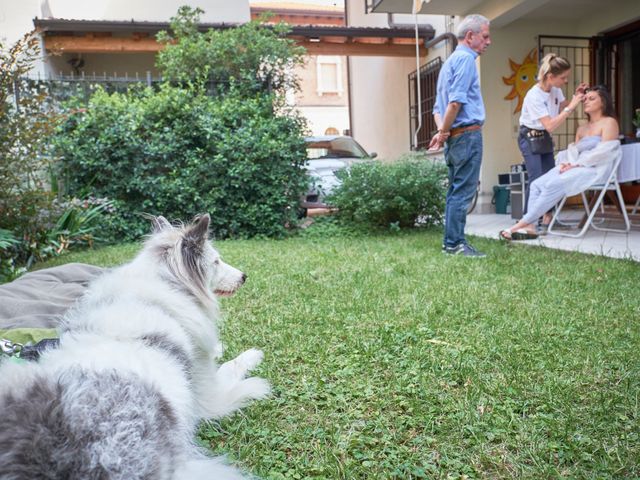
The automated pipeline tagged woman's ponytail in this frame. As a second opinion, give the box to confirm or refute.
[537,53,571,82]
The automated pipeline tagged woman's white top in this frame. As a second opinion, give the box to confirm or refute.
[555,138,621,196]
[519,84,566,130]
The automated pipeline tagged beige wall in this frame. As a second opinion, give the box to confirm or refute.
[47,52,159,77]
[295,56,348,107]
[347,2,444,160]
[294,55,350,137]
[576,0,640,35]
[348,55,416,159]
[0,0,40,45]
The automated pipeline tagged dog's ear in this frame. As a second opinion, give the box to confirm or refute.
[186,213,211,245]
[151,215,172,232]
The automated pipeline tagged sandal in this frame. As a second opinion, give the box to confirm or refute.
[499,229,512,241]
[511,229,539,240]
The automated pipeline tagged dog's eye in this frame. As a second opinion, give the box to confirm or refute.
[213,259,220,265]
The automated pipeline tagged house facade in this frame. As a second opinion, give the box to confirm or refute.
[1,1,350,138]
[0,0,250,76]
[347,0,640,211]
[252,2,351,138]
[3,0,435,155]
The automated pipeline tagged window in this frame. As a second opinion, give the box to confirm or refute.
[316,56,343,96]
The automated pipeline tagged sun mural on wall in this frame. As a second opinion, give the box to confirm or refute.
[503,48,538,114]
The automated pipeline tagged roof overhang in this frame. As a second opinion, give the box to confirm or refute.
[371,0,551,27]
[370,0,638,29]
[33,18,435,57]
[371,0,483,15]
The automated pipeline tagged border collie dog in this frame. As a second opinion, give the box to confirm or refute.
[0,214,270,479]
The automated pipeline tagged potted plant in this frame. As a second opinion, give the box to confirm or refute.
[633,108,640,138]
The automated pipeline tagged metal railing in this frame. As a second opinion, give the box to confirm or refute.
[9,72,230,107]
[408,57,442,150]
[538,36,592,153]
[9,72,163,107]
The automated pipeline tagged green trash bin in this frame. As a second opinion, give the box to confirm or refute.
[493,185,509,214]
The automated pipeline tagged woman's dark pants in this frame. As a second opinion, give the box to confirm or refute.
[517,133,555,216]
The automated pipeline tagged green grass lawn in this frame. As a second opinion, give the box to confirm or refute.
[40,229,639,479]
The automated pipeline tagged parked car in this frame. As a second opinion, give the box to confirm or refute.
[300,135,376,214]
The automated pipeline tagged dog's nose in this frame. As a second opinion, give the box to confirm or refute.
[241,273,247,284]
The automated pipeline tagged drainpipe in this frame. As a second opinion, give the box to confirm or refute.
[387,13,445,47]
[424,32,457,51]
[412,14,423,148]
[345,0,354,137]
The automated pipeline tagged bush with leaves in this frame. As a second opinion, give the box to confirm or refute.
[0,31,114,282]
[55,84,308,239]
[0,30,59,231]
[328,153,448,229]
[1,32,57,280]
[55,8,309,240]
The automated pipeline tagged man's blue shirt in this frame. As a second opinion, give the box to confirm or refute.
[433,44,485,128]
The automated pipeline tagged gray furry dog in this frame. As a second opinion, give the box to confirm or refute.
[0,214,270,479]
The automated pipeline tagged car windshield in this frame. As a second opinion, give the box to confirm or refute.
[306,137,369,160]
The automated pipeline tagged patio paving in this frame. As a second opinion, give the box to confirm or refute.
[466,213,640,262]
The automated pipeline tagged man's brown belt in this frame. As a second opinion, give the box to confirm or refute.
[450,124,482,138]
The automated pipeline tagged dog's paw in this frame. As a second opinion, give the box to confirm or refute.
[199,375,271,419]
[212,341,225,359]
[240,376,271,400]
[235,348,264,372]
[216,348,264,383]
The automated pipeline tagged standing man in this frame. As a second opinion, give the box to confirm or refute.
[429,14,491,257]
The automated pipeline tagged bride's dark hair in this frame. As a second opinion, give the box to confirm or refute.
[585,85,616,120]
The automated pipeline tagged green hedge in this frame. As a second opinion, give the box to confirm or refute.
[329,154,448,229]
[54,85,308,240]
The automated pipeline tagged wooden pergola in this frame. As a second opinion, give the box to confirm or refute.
[33,19,435,57]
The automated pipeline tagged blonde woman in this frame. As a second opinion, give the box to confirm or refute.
[501,86,619,240]
[518,53,587,227]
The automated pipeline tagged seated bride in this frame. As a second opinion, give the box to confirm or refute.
[500,85,620,240]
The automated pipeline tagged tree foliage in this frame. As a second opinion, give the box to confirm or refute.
[156,6,306,98]
[55,9,309,240]
[0,32,110,281]
[0,30,58,209]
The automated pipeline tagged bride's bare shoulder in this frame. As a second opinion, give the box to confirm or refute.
[601,116,619,140]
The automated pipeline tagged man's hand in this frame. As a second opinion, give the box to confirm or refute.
[428,130,450,151]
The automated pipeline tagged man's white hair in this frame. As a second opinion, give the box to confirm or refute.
[456,14,490,40]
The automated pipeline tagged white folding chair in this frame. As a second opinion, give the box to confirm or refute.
[548,154,630,237]
[630,192,640,226]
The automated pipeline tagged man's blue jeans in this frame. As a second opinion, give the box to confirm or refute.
[443,130,482,248]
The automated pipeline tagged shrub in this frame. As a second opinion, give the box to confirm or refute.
[156,6,305,98]
[0,31,59,203]
[55,85,308,239]
[1,193,113,269]
[54,8,309,240]
[329,153,448,229]
[0,31,109,281]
